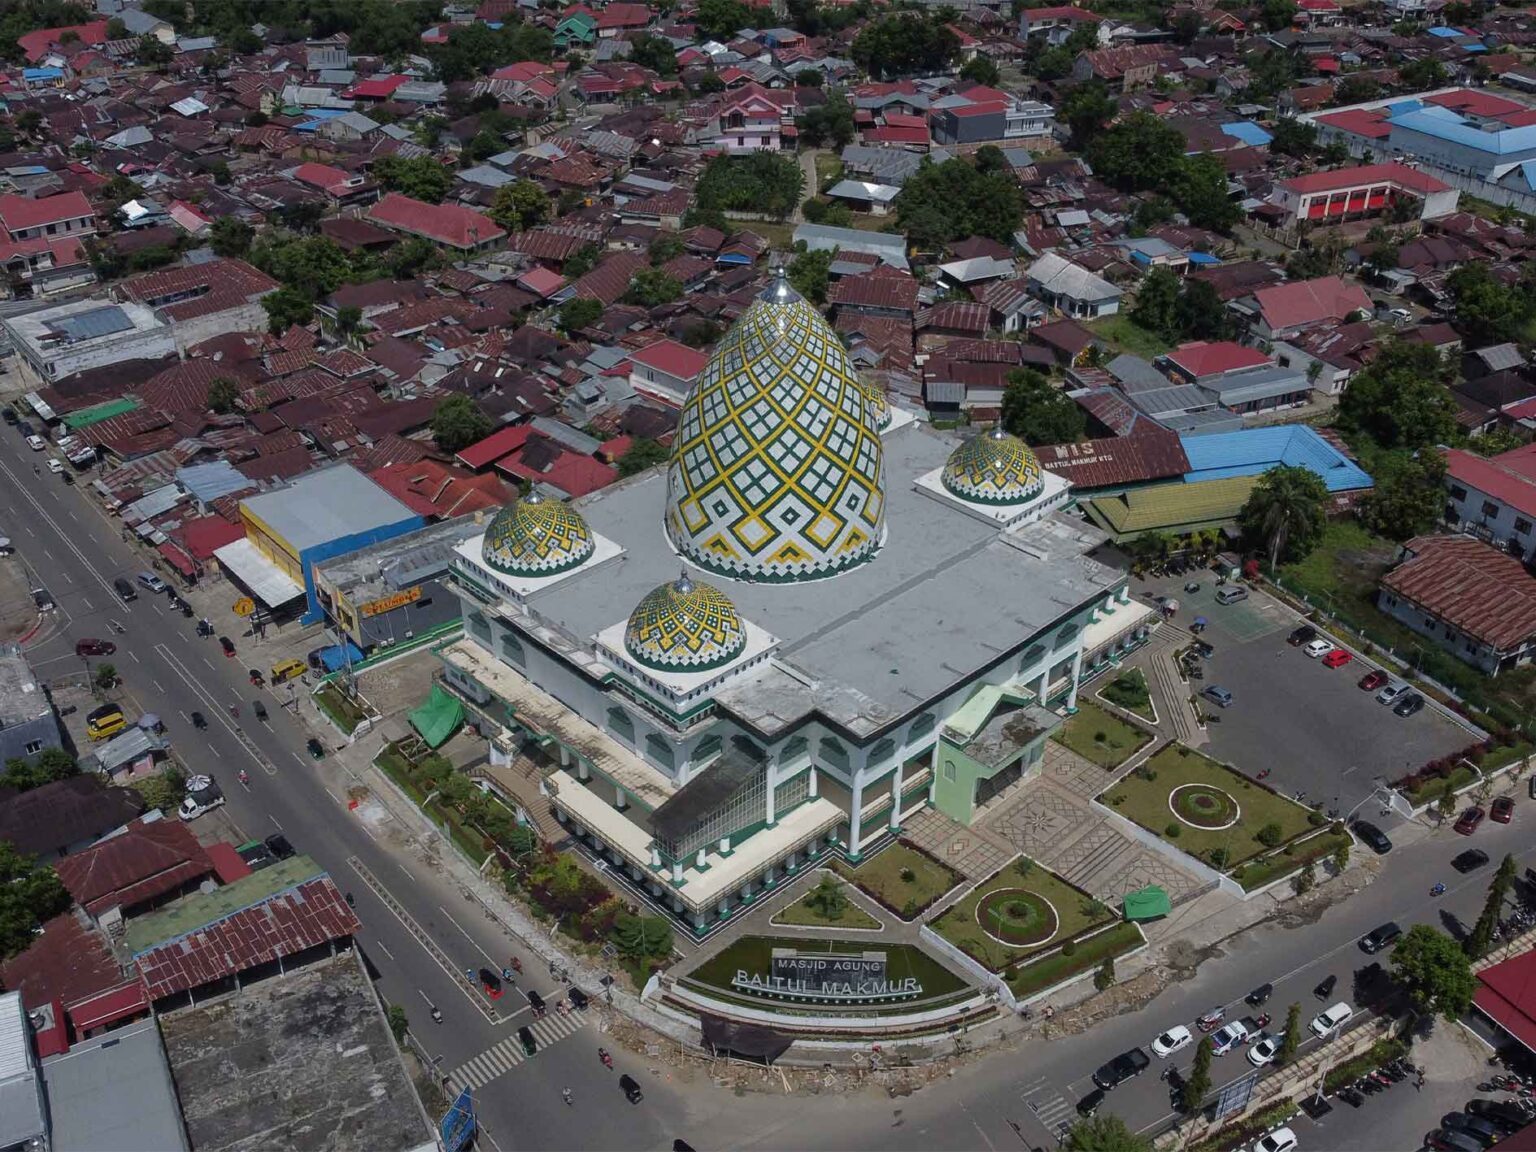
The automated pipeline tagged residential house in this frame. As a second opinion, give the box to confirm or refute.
[1232,275,1373,342]
[1019,6,1106,45]
[0,775,144,861]
[1072,44,1177,91]
[1268,163,1459,228]
[1443,444,1536,561]
[929,88,1056,146]
[54,816,215,923]
[366,194,507,253]
[0,191,97,242]
[715,85,794,153]
[628,339,709,407]
[1023,252,1122,320]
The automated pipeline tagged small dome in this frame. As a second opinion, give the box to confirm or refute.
[941,427,1045,506]
[624,573,747,671]
[482,492,595,576]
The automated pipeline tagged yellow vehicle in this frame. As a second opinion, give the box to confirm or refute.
[270,658,306,684]
[86,707,126,741]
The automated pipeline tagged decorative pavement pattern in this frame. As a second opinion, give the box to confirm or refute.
[900,808,1016,881]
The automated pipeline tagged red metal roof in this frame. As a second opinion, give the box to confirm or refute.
[367,193,506,250]
[54,817,213,917]
[829,270,920,313]
[175,515,246,561]
[1381,534,1536,652]
[1425,88,1526,119]
[1445,446,1536,519]
[629,338,708,381]
[0,190,94,233]
[0,912,130,1013]
[494,435,618,497]
[205,842,252,885]
[457,424,533,470]
[342,75,408,99]
[1252,275,1372,332]
[1312,108,1393,140]
[133,876,359,1000]
[1476,947,1536,1053]
[68,981,150,1034]
[1280,161,1450,196]
[1164,340,1272,378]
[18,19,108,62]
[157,541,197,578]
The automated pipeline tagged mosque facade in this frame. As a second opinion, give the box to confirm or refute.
[438,274,1153,936]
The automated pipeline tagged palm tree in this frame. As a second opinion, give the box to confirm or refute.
[1240,465,1328,574]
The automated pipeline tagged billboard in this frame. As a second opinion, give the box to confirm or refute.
[440,1088,475,1152]
[1212,1070,1259,1122]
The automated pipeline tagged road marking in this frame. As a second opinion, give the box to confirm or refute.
[326,787,342,804]
[269,814,282,829]
[22,525,32,535]
[81,598,90,609]
[438,906,500,965]
[0,459,116,598]
[347,857,502,1024]
[42,548,51,560]
[153,679,164,692]
[202,657,213,669]
[292,753,307,768]
[128,651,139,663]
[447,1010,587,1092]
[398,863,413,881]
[61,572,71,584]
[67,510,76,521]
[374,940,394,961]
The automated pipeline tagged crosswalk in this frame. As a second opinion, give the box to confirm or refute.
[448,1009,588,1090]
[1019,1074,1075,1134]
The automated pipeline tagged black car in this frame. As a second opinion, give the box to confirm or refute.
[253,701,268,722]
[264,833,295,859]
[306,737,325,759]
[1393,692,1426,717]
[1092,1047,1150,1090]
[113,576,137,602]
[1442,1112,1503,1147]
[1289,625,1317,646]
[1245,983,1273,1007]
[517,1025,537,1056]
[568,986,589,1010]
[1076,1088,1105,1118]
[1454,848,1492,873]
[619,1074,644,1104]
[527,989,546,1013]
[478,968,503,999]
[1467,1098,1535,1130]
[1359,922,1402,954]
[1351,820,1392,855]
[1314,974,1338,999]
[190,711,207,730]
[1,409,17,425]
[238,841,277,870]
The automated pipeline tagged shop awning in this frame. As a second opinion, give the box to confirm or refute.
[317,641,364,673]
[157,541,197,579]
[1123,886,1171,921]
[212,538,305,608]
[408,684,464,749]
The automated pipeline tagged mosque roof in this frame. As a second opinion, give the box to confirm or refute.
[624,574,747,671]
[942,428,1045,506]
[664,271,887,583]
[481,492,595,576]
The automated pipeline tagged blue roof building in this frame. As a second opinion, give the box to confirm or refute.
[1178,426,1374,492]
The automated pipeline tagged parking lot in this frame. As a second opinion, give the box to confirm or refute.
[1140,576,1474,821]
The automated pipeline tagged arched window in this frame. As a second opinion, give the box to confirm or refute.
[693,734,722,763]
[909,712,936,740]
[467,610,491,644]
[645,734,675,770]
[779,735,809,767]
[500,631,525,666]
[818,736,847,770]
[606,707,634,744]
[868,737,895,766]
[1055,623,1078,649]
[1018,643,1046,673]
[730,734,765,764]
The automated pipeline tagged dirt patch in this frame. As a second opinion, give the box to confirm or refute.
[0,555,39,642]
[1272,859,1378,930]
[355,649,440,716]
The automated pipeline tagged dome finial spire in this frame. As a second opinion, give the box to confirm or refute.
[759,264,802,304]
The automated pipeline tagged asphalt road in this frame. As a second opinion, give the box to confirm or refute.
[0,450,693,1152]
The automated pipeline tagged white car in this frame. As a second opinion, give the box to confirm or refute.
[1309,1002,1353,1038]
[45,458,63,474]
[1211,1020,1250,1055]
[1302,639,1334,659]
[1151,1025,1193,1058]
[1248,1032,1283,1066]
[1253,1127,1298,1152]
[1375,682,1407,705]
[25,435,45,451]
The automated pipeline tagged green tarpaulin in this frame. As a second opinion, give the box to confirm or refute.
[1123,886,1171,922]
[408,685,464,749]
[62,398,140,429]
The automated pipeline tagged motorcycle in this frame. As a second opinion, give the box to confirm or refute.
[599,1048,613,1070]
[1196,1007,1226,1033]
[431,1006,443,1024]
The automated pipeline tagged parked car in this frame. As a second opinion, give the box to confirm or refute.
[74,638,115,657]
[1092,1047,1150,1090]
[264,833,295,859]
[1211,1020,1251,1056]
[1442,1112,1504,1147]
[1248,1032,1284,1067]
[1322,648,1353,669]
[1215,586,1248,605]
[113,576,137,602]
[1350,820,1392,855]
[1491,797,1515,824]
[1076,1088,1105,1118]
[137,572,167,594]
[567,986,589,1010]
[1453,848,1491,873]
[1152,1025,1193,1058]
[1427,1130,1486,1152]
[1393,692,1426,717]
[1466,1098,1535,1130]
[1202,685,1234,708]
[1357,669,1388,691]
[1303,639,1333,659]
[1288,625,1317,647]
[1454,807,1486,835]
[25,435,45,451]
[190,711,207,730]
[1252,1127,1298,1152]
[178,775,225,821]
[1375,682,1408,706]
[1245,984,1273,1007]
[45,458,62,474]
[1359,922,1402,954]
[1309,1002,1353,1038]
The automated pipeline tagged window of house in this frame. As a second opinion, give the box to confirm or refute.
[778,735,808,767]
[23,740,42,755]
[607,707,634,744]
[909,712,936,739]
[499,631,524,666]
[645,734,675,769]
[943,758,956,782]
[1449,485,1467,501]
[1483,501,1500,518]
[868,737,895,766]
[818,736,848,770]
[1517,518,1532,535]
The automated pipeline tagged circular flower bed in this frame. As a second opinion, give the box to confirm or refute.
[1168,783,1240,830]
[975,888,1059,947]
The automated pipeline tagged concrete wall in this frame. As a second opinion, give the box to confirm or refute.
[1444,478,1534,562]
[9,322,174,380]
[169,302,269,354]
[1377,588,1527,676]
[0,712,63,766]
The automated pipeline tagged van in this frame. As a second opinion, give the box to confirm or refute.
[86,710,126,741]
[113,577,137,602]
[1310,1001,1353,1038]
[1215,586,1249,605]
[1360,922,1402,954]
[137,572,167,594]
[270,658,305,684]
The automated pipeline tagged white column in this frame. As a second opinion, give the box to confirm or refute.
[1037,669,1049,704]
[696,847,707,870]
[764,766,776,826]
[719,835,731,855]
[848,778,865,857]
[650,845,661,868]
[1066,648,1084,711]
[615,784,626,810]
[889,760,904,831]
[671,860,684,884]
[559,745,571,767]
[808,768,818,798]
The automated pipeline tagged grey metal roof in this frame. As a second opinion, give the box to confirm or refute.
[1475,342,1526,372]
[93,726,169,774]
[177,460,252,503]
[47,305,133,343]
[1159,407,1245,435]
[792,223,908,269]
[1201,364,1310,405]
[530,415,601,455]
[459,164,514,188]
[827,178,900,205]
[0,993,44,1150]
[1124,382,1216,417]
[316,516,482,601]
[1106,353,1167,390]
[240,464,416,553]
[0,647,48,729]
[1025,252,1121,303]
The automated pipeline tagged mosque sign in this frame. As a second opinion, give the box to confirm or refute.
[728,949,923,1003]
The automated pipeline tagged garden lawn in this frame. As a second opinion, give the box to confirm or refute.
[1097,668,1156,722]
[931,857,1115,971]
[1087,314,1172,361]
[1228,828,1352,892]
[1053,701,1152,769]
[833,842,960,919]
[1404,763,1478,807]
[314,682,370,734]
[1100,744,1315,870]
[684,935,966,1002]
[771,890,881,930]
[1006,921,1143,999]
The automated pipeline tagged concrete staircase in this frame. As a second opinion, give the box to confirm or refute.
[467,753,568,846]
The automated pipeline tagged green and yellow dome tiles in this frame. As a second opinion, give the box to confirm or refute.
[664,270,886,583]
[481,491,595,576]
[624,573,747,671]
[941,427,1046,506]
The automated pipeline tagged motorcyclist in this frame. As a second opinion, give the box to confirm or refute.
[237,769,250,786]
[1432,882,1447,896]
[599,1047,613,1069]
[562,1087,573,1106]
[431,1006,443,1024]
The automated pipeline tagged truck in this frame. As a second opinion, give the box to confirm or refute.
[178,775,225,821]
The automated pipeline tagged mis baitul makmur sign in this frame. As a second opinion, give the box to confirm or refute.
[731,949,923,1003]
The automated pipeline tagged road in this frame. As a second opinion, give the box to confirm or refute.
[0,451,695,1152]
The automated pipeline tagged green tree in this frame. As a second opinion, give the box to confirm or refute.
[1093,956,1116,990]
[1131,266,1181,342]
[1261,0,1298,29]
[895,156,1022,249]
[335,304,363,338]
[624,267,681,307]
[489,179,550,232]
[617,438,670,477]
[206,377,239,415]
[960,55,1000,87]
[0,842,69,959]
[1448,262,1535,347]
[628,32,678,76]
[649,233,684,266]
[1064,1114,1153,1152]
[788,246,834,304]
[1331,837,1350,874]
[1466,854,1518,959]
[132,766,186,814]
[93,663,118,692]
[564,244,600,278]
[135,33,174,68]
[383,236,444,280]
[1276,1002,1302,1065]
[694,0,749,40]
[1239,464,1329,572]
[1337,340,1458,451]
[261,286,313,333]
[1173,277,1232,340]
[427,20,553,84]
[1269,117,1318,159]
[1357,450,1446,540]
[695,153,804,220]
[34,748,77,783]
[559,295,603,332]
[1436,778,1459,823]
[1294,859,1316,894]
[805,874,850,920]
[1335,75,1382,105]
[0,759,50,792]
[1000,369,1086,446]
[371,155,455,203]
[386,1003,409,1043]
[1399,58,1447,89]
[1392,923,1477,1021]
[1168,154,1240,232]
[106,16,128,38]
[1088,113,1185,193]
[1033,44,1074,83]
[796,93,856,149]
[250,234,352,298]
[852,11,959,79]
[209,215,253,258]
[431,395,493,453]
[794,68,824,87]
[1181,1037,1213,1113]
[610,910,673,961]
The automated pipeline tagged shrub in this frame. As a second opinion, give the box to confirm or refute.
[900,867,916,883]
[1307,811,1326,827]
[1061,939,1077,958]
[1094,957,1116,991]
[1256,822,1283,847]
[1165,822,1182,838]
[1208,846,1229,867]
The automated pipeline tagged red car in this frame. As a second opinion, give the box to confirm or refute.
[1357,669,1388,691]
[1322,648,1353,669]
[1492,797,1515,824]
[1454,806,1486,835]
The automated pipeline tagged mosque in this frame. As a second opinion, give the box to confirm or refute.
[438,272,1154,936]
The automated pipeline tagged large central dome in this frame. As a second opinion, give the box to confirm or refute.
[664,271,886,582]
